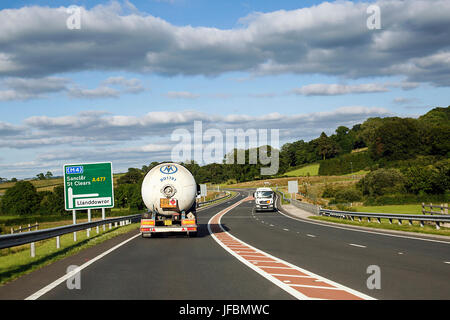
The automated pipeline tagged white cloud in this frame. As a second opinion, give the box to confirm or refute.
[0,77,69,100]
[292,83,389,96]
[166,91,200,99]
[0,106,394,178]
[0,1,449,86]
[14,106,392,147]
[0,76,145,101]
[393,97,420,104]
[67,86,120,99]
[102,76,145,93]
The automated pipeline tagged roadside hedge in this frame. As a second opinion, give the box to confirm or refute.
[318,152,374,176]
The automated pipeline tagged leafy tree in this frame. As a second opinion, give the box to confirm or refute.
[47,185,65,214]
[418,106,450,126]
[332,126,353,154]
[402,161,449,195]
[114,184,144,210]
[333,188,363,203]
[357,168,406,197]
[45,171,53,179]
[369,117,421,161]
[142,162,160,174]
[117,168,143,185]
[36,173,46,180]
[315,132,340,160]
[0,181,41,215]
[358,117,385,147]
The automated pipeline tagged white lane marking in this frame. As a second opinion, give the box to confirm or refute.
[283,280,291,283]
[270,274,312,278]
[26,193,242,300]
[25,233,141,300]
[307,234,316,238]
[275,202,450,245]
[208,199,374,301]
[283,228,289,231]
[239,254,266,258]
[257,266,293,270]
[444,261,450,264]
[349,243,367,248]
[270,224,274,227]
[289,284,342,290]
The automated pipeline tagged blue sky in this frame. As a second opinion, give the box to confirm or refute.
[0,0,449,178]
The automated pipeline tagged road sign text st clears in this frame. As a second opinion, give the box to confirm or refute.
[63,162,114,211]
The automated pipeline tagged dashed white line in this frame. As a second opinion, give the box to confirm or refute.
[283,228,289,231]
[349,243,367,248]
[307,234,316,238]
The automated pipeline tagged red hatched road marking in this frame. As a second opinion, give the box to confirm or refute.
[207,195,374,300]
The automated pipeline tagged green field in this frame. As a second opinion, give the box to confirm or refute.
[0,222,139,286]
[354,204,423,215]
[283,163,320,177]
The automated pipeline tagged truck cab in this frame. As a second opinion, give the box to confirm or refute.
[253,187,275,212]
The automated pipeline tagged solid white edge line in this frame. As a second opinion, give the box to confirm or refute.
[207,199,310,300]
[26,190,241,300]
[208,194,375,300]
[25,233,141,300]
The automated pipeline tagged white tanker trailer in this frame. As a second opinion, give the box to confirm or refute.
[140,162,200,237]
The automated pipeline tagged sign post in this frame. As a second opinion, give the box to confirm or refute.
[72,209,76,241]
[200,184,207,202]
[64,162,114,239]
[288,180,298,201]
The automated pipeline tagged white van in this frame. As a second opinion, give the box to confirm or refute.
[254,187,275,212]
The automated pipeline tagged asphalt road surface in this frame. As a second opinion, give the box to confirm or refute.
[2,190,449,300]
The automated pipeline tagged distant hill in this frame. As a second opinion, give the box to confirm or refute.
[419,106,450,126]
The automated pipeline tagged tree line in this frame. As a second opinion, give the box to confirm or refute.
[1,106,448,215]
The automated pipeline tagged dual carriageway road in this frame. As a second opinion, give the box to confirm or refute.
[1,190,449,300]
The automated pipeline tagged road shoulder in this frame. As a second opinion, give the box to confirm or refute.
[278,201,450,243]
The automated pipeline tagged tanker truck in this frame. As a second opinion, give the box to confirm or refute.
[140,162,199,237]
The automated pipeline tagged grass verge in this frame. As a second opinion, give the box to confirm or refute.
[310,215,450,237]
[354,204,423,215]
[0,222,139,286]
[283,163,320,177]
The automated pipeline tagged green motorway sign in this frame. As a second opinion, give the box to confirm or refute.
[63,162,114,211]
